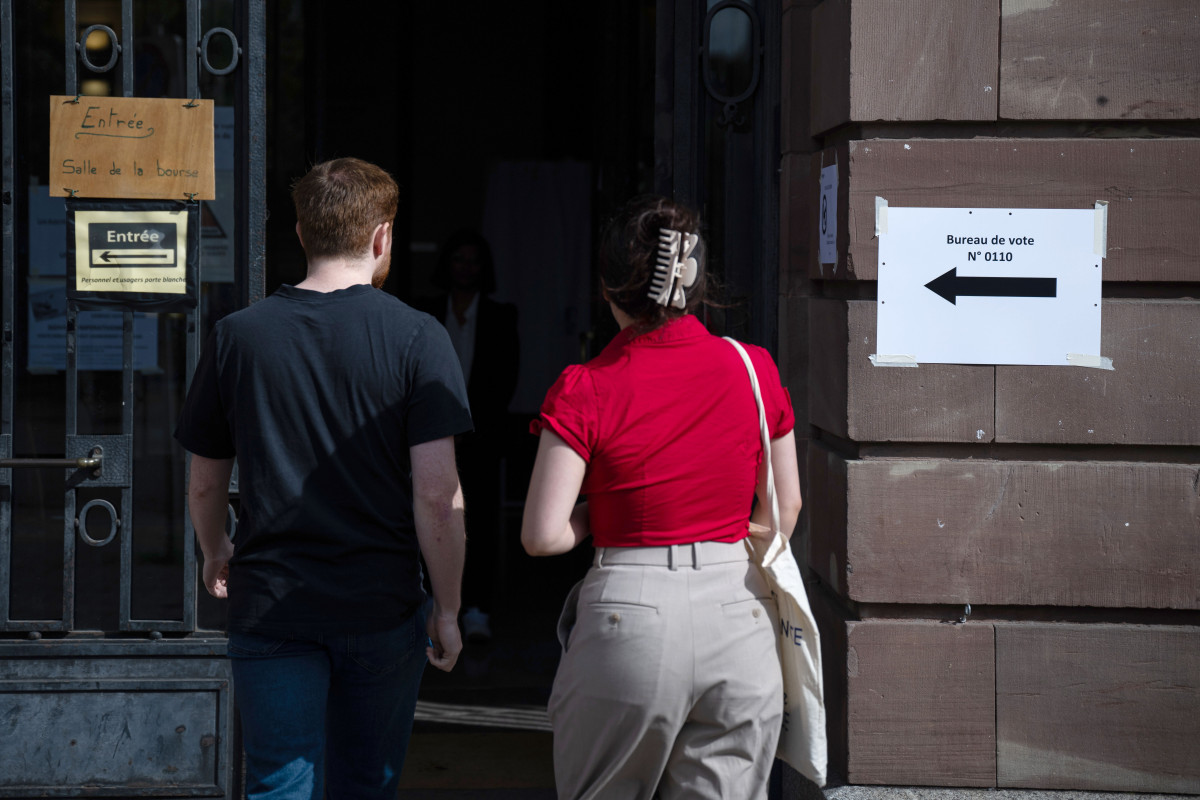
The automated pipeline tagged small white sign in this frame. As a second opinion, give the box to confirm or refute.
[876,206,1103,366]
[818,164,838,265]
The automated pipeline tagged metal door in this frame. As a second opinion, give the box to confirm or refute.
[1,1,263,796]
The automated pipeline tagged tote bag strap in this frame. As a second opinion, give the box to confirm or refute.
[723,337,780,535]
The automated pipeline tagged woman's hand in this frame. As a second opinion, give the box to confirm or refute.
[521,430,589,556]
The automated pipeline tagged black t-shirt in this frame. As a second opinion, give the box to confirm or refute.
[175,284,473,636]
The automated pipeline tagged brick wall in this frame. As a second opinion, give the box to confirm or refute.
[781,0,1200,791]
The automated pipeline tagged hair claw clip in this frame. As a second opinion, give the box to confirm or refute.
[650,228,700,309]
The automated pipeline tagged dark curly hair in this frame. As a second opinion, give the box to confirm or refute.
[598,195,708,333]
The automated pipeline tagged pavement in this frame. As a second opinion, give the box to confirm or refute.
[813,788,1192,800]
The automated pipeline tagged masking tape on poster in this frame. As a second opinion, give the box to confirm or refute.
[869,354,918,368]
[875,197,888,237]
[1067,353,1114,371]
[1093,201,1108,258]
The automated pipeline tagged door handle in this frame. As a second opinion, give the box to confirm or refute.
[0,447,103,473]
[0,456,101,469]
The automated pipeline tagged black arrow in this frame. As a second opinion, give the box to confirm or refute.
[100,250,171,262]
[925,267,1057,305]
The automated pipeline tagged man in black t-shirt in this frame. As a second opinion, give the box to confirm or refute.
[175,158,472,800]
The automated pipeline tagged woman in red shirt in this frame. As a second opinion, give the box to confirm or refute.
[522,196,803,799]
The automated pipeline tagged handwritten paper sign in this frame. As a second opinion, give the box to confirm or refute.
[49,96,215,200]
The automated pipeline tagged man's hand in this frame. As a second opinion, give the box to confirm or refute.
[188,454,236,600]
[426,602,462,672]
[201,536,236,598]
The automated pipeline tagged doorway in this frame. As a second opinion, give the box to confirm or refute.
[265,0,780,793]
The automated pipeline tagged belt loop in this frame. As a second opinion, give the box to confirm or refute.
[668,544,678,571]
[596,547,606,568]
[693,541,703,570]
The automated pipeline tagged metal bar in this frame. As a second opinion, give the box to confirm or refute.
[1,0,14,440]
[240,0,267,305]
[119,311,133,629]
[121,0,132,96]
[65,0,76,97]
[0,457,101,469]
[63,305,78,632]
[187,0,199,99]
[182,0,201,632]
[1,0,14,630]
[183,327,198,630]
[184,0,202,628]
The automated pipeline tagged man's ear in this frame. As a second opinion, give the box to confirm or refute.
[372,222,392,257]
[295,221,304,248]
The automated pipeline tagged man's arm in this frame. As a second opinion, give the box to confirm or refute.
[188,454,236,598]
[411,436,466,672]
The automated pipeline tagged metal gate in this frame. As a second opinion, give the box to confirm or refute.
[1,1,263,795]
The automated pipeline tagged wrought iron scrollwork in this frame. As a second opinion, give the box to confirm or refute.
[200,27,241,76]
[76,24,120,74]
[700,1,763,128]
[77,499,120,547]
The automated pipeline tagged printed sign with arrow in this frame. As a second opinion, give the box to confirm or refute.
[875,206,1103,367]
[924,267,1057,305]
[71,208,191,300]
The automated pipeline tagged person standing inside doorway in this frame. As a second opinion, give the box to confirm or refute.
[176,158,472,799]
[418,229,518,643]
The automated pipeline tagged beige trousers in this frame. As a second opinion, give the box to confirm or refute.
[548,541,784,800]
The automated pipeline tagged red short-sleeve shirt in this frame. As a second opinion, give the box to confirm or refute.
[532,315,794,548]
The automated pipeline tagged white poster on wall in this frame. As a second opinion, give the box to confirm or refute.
[875,204,1107,367]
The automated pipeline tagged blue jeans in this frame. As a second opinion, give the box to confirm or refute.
[227,606,428,800]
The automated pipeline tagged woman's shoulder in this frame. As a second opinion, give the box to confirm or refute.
[714,335,778,366]
[545,363,596,403]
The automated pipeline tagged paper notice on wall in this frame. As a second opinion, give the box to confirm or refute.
[28,187,68,276]
[876,206,1104,366]
[201,106,235,283]
[201,170,235,283]
[818,164,838,265]
[27,278,158,372]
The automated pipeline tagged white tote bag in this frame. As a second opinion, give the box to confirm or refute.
[725,338,828,787]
